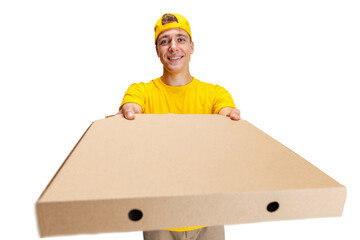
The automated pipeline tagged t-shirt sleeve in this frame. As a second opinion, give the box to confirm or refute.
[119,83,146,111]
[212,85,236,114]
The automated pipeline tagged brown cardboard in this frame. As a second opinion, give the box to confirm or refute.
[36,114,346,237]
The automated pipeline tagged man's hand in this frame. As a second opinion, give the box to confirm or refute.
[218,107,241,121]
[116,102,143,120]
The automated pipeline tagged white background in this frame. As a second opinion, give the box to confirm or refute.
[1,0,359,239]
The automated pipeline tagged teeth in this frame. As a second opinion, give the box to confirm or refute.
[169,57,181,60]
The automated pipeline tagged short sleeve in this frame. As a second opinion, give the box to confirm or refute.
[119,83,146,111]
[212,85,236,114]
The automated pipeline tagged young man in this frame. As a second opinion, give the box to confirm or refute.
[117,13,240,240]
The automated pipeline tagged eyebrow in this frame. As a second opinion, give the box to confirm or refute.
[159,34,189,40]
[176,34,189,38]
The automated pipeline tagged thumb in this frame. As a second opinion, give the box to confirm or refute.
[230,109,241,120]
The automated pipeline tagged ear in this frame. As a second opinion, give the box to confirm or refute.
[155,45,160,57]
[190,41,194,54]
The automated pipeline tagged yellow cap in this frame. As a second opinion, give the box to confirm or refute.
[154,13,192,44]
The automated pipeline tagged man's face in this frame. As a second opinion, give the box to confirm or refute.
[156,28,194,74]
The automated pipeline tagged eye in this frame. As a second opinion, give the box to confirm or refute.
[178,38,186,43]
[160,39,169,45]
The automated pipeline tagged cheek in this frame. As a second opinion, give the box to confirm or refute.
[159,48,168,57]
[185,44,193,54]
[187,47,193,55]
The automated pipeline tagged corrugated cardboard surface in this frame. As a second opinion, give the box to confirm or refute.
[36,114,346,237]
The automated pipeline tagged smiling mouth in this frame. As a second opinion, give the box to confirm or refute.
[168,56,183,61]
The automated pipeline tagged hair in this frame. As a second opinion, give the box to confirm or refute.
[161,14,178,25]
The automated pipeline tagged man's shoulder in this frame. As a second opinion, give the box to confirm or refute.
[195,78,223,89]
[128,78,160,87]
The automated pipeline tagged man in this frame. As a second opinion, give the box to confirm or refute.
[117,13,240,240]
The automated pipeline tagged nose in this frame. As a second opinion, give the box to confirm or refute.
[169,39,178,52]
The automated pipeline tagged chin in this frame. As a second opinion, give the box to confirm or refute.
[164,63,182,71]
[167,67,184,73]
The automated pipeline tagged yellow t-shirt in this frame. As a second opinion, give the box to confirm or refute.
[120,77,236,232]
[120,77,236,114]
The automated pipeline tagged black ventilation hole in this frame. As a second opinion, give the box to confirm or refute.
[267,202,279,212]
[128,209,143,221]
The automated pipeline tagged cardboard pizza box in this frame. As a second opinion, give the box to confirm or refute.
[36,114,346,237]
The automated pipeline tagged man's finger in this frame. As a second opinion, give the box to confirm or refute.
[124,111,135,120]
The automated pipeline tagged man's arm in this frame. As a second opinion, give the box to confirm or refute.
[218,107,241,121]
[116,102,143,120]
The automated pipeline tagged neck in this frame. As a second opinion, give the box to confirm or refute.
[161,69,193,86]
